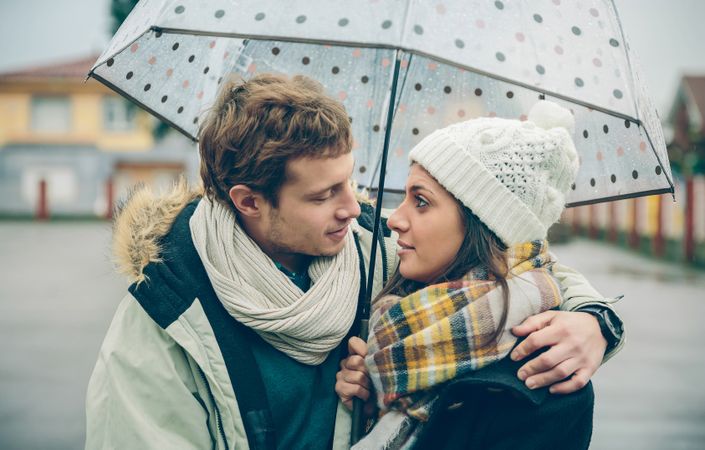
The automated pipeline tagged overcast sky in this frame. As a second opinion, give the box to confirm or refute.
[0,0,704,114]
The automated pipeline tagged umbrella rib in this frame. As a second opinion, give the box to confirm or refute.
[641,125,676,194]
[391,53,414,123]
[88,72,198,143]
[399,0,414,50]
[361,185,676,207]
[150,26,642,124]
[150,26,402,50]
[368,52,415,188]
[90,27,154,71]
[565,187,674,208]
[610,0,640,121]
[407,49,642,124]
[608,0,674,195]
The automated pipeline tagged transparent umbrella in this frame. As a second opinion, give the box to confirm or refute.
[90,0,673,207]
[89,0,674,442]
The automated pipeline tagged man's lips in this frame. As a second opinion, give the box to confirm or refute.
[327,224,349,239]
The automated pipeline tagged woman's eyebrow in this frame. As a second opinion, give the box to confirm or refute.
[409,184,435,197]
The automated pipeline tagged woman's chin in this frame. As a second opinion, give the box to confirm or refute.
[399,265,433,284]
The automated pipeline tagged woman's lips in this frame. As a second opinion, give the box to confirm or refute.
[397,239,415,255]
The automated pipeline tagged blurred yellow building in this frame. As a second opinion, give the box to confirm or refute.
[0,54,197,218]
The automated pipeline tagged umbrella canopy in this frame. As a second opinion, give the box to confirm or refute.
[90,0,673,206]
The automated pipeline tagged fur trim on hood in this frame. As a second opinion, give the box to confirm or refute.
[113,178,376,284]
[113,179,201,284]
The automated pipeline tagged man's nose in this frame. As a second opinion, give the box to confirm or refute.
[336,184,361,220]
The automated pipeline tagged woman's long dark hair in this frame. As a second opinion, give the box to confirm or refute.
[376,203,510,345]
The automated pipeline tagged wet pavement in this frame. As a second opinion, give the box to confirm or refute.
[553,239,705,450]
[0,222,704,449]
[0,222,124,450]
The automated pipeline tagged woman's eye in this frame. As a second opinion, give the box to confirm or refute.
[414,196,429,208]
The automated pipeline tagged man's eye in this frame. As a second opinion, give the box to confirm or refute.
[313,190,335,202]
[415,196,429,208]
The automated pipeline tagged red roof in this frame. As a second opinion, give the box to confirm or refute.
[682,76,705,125]
[0,54,100,81]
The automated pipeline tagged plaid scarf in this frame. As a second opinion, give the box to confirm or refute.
[365,240,561,423]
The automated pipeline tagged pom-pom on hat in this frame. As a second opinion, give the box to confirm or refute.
[408,101,580,246]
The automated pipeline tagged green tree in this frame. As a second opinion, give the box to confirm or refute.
[110,0,139,34]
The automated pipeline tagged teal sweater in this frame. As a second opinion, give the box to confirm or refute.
[249,263,342,449]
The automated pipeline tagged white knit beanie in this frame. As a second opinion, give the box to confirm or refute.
[408,101,580,246]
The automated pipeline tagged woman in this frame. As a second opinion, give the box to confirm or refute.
[345,101,594,450]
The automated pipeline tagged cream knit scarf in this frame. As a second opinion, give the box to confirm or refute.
[189,197,360,365]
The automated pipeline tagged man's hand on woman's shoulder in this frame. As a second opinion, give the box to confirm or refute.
[510,310,607,394]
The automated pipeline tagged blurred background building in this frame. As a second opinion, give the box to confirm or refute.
[564,74,705,267]
[0,48,198,220]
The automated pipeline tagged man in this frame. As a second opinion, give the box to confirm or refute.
[86,74,623,450]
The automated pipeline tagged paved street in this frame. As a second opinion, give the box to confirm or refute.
[1,222,704,449]
[553,239,705,449]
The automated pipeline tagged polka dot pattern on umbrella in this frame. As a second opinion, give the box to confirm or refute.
[96,0,641,118]
[378,53,667,203]
[90,0,672,202]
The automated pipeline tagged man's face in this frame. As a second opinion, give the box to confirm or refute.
[259,151,361,260]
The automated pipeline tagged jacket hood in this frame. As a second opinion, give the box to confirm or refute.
[113,179,201,284]
[112,179,379,284]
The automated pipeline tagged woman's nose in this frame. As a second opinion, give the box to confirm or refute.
[387,206,408,233]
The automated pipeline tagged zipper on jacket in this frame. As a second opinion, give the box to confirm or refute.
[198,366,229,449]
[377,222,389,286]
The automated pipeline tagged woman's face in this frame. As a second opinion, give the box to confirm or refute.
[387,164,466,284]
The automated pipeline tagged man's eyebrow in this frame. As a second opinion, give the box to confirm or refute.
[305,182,342,197]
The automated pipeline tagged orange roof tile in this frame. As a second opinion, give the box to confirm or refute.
[683,75,705,125]
[0,54,100,81]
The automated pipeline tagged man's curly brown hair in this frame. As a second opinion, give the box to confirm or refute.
[198,73,352,209]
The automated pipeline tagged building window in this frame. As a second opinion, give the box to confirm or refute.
[21,166,78,207]
[31,96,71,132]
[103,97,136,131]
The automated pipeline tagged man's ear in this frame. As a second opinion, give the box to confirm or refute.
[229,185,264,218]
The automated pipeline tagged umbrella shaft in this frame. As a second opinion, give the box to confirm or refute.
[352,50,403,445]
[350,318,370,445]
[363,50,403,315]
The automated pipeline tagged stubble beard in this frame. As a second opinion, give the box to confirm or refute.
[267,208,344,258]
[267,207,322,258]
